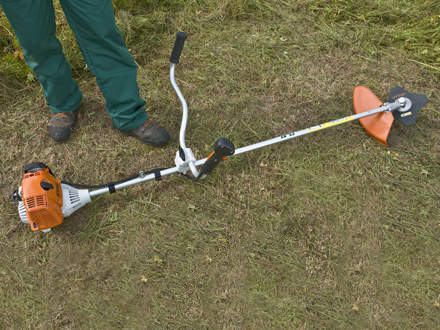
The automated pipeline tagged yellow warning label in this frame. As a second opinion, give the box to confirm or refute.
[307,116,354,133]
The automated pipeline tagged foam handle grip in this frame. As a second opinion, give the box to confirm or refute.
[199,138,235,177]
[170,32,187,64]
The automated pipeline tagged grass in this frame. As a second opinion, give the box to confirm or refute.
[1,0,439,328]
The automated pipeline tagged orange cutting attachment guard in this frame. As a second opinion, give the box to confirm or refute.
[21,165,64,231]
[353,86,394,146]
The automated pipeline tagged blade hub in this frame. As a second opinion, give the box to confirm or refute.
[398,97,412,113]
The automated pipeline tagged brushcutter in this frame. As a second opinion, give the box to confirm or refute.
[12,32,429,232]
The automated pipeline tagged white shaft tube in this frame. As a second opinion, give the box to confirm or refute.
[89,100,399,198]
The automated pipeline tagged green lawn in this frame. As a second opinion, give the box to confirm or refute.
[1,1,439,328]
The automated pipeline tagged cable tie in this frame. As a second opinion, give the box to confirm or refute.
[154,170,162,181]
[108,182,116,194]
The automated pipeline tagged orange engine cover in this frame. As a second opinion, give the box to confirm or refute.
[21,167,64,231]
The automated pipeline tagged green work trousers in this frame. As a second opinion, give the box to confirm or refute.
[0,0,147,130]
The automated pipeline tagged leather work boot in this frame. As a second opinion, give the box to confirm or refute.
[48,110,77,142]
[122,120,170,147]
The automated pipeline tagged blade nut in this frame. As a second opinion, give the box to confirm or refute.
[398,97,412,113]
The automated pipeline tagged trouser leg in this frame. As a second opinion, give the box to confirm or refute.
[59,0,147,131]
[0,0,82,113]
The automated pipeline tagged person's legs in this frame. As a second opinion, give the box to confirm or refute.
[0,0,82,114]
[2,0,168,145]
[59,0,147,131]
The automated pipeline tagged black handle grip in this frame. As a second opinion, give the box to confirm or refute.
[198,138,235,178]
[170,32,187,64]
